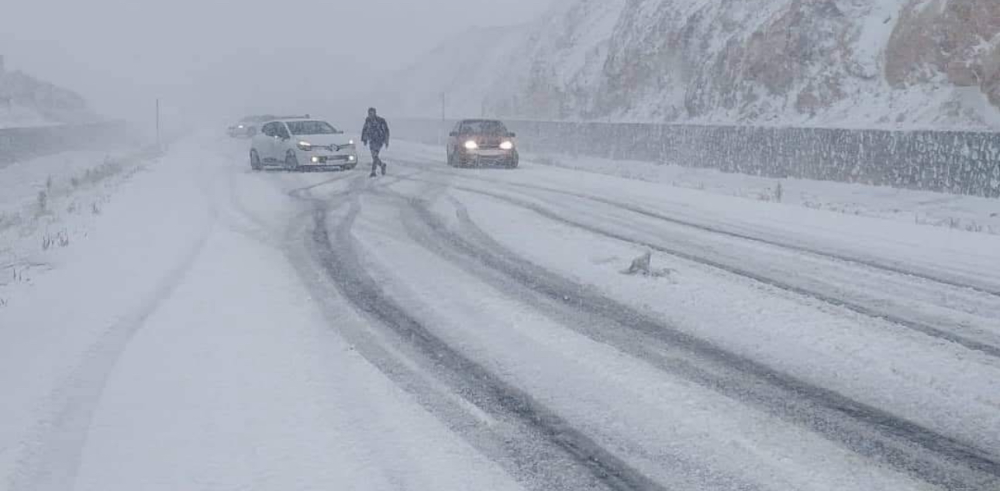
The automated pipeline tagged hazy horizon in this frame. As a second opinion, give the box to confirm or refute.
[0,0,554,126]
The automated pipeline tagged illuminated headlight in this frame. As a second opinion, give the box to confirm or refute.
[348,139,355,145]
[237,125,245,129]
[311,156,320,163]
[297,141,313,151]
[499,141,514,150]
[348,155,356,161]
[464,140,479,150]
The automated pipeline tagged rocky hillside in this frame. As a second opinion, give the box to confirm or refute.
[0,68,95,128]
[385,0,1000,129]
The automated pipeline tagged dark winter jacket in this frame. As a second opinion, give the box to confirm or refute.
[361,116,390,147]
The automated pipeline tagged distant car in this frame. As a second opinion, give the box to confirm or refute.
[227,116,266,138]
[446,119,519,168]
[228,114,308,138]
[250,118,358,171]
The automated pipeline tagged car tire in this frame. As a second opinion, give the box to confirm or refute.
[506,151,519,169]
[250,149,262,171]
[285,151,299,171]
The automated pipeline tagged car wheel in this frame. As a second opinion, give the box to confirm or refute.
[507,152,519,169]
[285,151,299,171]
[250,149,262,171]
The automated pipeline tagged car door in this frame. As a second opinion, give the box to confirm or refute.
[449,121,465,155]
[447,122,457,158]
[257,123,275,162]
[274,122,292,161]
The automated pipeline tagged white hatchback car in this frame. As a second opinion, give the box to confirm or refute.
[250,119,358,171]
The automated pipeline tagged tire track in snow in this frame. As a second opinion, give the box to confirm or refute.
[398,192,1000,491]
[303,195,671,491]
[6,215,216,491]
[436,182,1000,360]
[222,168,365,248]
[417,169,1000,298]
[235,175,514,491]
[285,170,364,200]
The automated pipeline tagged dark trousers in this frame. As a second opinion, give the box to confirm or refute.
[369,143,385,174]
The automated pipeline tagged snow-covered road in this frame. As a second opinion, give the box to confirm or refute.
[3,134,999,491]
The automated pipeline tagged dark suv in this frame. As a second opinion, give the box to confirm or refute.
[446,119,518,168]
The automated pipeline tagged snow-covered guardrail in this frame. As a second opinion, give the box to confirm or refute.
[0,121,130,166]
[393,119,1000,198]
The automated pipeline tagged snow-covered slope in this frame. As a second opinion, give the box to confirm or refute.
[386,0,1000,129]
[0,70,95,128]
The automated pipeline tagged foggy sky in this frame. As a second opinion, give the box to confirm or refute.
[0,0,553,124]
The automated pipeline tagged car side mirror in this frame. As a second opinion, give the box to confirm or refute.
[508,132,516,138]
[448,132,458,137]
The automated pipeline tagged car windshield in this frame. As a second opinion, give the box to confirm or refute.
[286,121,337,135]
[461,121,508,135]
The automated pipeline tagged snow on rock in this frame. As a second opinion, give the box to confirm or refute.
[0,101,56,129]
[384,0,1000,130]
[0,69,96,128]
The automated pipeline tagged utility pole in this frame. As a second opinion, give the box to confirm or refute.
[155,98,161,151]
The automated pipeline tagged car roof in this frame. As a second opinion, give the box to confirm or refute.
[240,115,276,122]
[264,117,324,125]
[459,119,505,124]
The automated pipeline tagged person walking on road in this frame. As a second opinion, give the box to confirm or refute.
[361,107,391,177]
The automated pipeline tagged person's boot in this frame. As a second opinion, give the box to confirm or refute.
[380,162,387,175]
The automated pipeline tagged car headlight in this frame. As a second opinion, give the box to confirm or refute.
[348,139,355,145]
[464,140,478,150]
[297,141,313,151]
[500,141,514,150]
[237,125,245,129]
